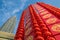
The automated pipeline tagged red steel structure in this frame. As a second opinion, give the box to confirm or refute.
[14,2,60,40]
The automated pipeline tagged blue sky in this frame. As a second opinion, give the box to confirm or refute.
[0,0,60,34]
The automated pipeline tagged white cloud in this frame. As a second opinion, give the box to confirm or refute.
[3,0,28,14]
[1,13,11,24]
[12,8,20,14]
[21,0,27,2]
[20,3,25,10]
[12,0,27,14]
[20,0,28,10]
[3,0,14,7]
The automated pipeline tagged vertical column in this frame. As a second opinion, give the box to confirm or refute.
[14,11,26,40]
[29,5,44,40]
[37,2,60,19]
[24,8,33,40]
[37,2,60,40]
[31,5,56,40]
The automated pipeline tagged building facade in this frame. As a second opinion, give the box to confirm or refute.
[0,16,16,40]
[0,31,15,40]
[0,16,16,33]
[14,2,60,40]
